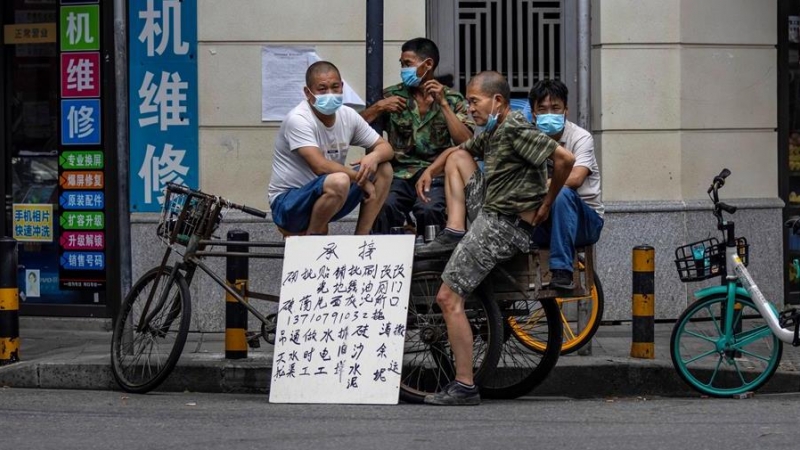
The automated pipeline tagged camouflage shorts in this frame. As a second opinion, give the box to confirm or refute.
[441,209,531,299]
[464,170,485,224]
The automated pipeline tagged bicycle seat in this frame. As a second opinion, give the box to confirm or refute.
[785,216,800,235]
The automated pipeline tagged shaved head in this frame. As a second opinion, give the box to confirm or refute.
[467,71,510,103]
[306,61,341,87]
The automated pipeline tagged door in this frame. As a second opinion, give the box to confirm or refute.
[2,0,114,316]
[781,0,800,305]
[428,0,575,117]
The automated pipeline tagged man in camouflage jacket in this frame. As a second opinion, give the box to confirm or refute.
[361,38,474,235]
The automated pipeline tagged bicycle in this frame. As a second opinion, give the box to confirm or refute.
[670,168,800,397]
[513,252,604,355]
[406,242,566,401]
[110,183,566,401]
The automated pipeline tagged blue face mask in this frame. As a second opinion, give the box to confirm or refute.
[310,92,343,116]
[484,100,499,133]
[535,113,566,136]
[400,61,430,87]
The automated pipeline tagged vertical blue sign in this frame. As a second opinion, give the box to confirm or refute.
[129,0,198,212]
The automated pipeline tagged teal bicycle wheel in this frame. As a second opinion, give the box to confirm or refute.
[670,294,782,397]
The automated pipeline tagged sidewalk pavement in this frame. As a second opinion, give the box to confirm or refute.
[1,317,799,398]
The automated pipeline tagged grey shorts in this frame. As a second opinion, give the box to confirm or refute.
[441,209,532,299]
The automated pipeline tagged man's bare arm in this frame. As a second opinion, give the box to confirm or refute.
[533,146,575,225]
[564,166,590,189]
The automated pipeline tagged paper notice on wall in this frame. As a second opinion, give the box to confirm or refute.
[261,46,365,121]
[269,235,414,404]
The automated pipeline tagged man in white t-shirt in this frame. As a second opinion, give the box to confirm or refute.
[528,79,604,289]
[268,61,394,235]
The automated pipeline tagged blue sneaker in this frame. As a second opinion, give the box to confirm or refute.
[423,381,481,406]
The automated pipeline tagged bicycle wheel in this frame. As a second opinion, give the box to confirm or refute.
[481,295,562,399]
[111,266,192,393]
[399,270,503,404]
[517,266,604,355]
[671,294,782,397]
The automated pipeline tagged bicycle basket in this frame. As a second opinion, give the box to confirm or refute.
[157,185,225,249]
[674,237,749,282]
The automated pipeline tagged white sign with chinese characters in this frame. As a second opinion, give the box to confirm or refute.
[270,235,414,404]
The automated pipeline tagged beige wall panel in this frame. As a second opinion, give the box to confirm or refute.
[199,128,367,211]
[596,48,680,131]
[680,0,776,45]
[591,47,602,130]
[680,47,777,130]
[599,132,682,201]
[199,128,277,210]
[384,0,427,41]
[594,0,680,44]
[198,0,365,42]
[680,130,778,200]
[198,43,403,127]
[198,0,424,42]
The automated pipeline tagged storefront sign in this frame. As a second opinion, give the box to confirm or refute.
[59,151,103,170]
[58,171,104,189]
[60,252,105,270]
[12,204,54,242]
[60,211,104,230]
[60,4,99,51]
[4,23,56,44]
[129,0,198,212]
[60,231,105,251]
[60,99,101,145]
[58,0,105,291]
[61,52,100,97]
[59,191,104,210]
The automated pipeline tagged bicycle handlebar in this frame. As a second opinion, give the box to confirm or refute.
[165,183,267,219]
[707,168,731,195]
[717,202,737,215]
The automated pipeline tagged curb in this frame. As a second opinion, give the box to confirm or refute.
[2,354,798,398]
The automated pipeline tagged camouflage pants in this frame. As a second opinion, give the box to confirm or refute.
[442,171,531,298]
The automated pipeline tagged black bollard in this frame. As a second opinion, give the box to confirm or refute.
[225,230,249,359]
[0,238,20,365]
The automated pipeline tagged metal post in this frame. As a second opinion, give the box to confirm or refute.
[577,0,591,131]
[225,230,249,359]
[576,298,592,356]
[113,0,132,315]
[631,246,655,359]
[0,238,19,365]
[366,0,384,134]
[3,195,11,238]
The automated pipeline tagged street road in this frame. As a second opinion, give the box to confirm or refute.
[1,388,798,450]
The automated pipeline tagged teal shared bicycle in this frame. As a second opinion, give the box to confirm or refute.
[671,168,800,397]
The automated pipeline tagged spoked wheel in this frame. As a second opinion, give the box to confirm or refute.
[670,294,782,397]
[399,270,502,403]
[480,294,562,399]
[111,266,191,393]
[522,265,603,355]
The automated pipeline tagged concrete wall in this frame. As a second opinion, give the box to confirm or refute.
[592,0,783,320]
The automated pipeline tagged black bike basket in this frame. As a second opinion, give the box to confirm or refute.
[674,237,749,282]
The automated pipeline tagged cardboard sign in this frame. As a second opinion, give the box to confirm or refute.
[269,235,415,404]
